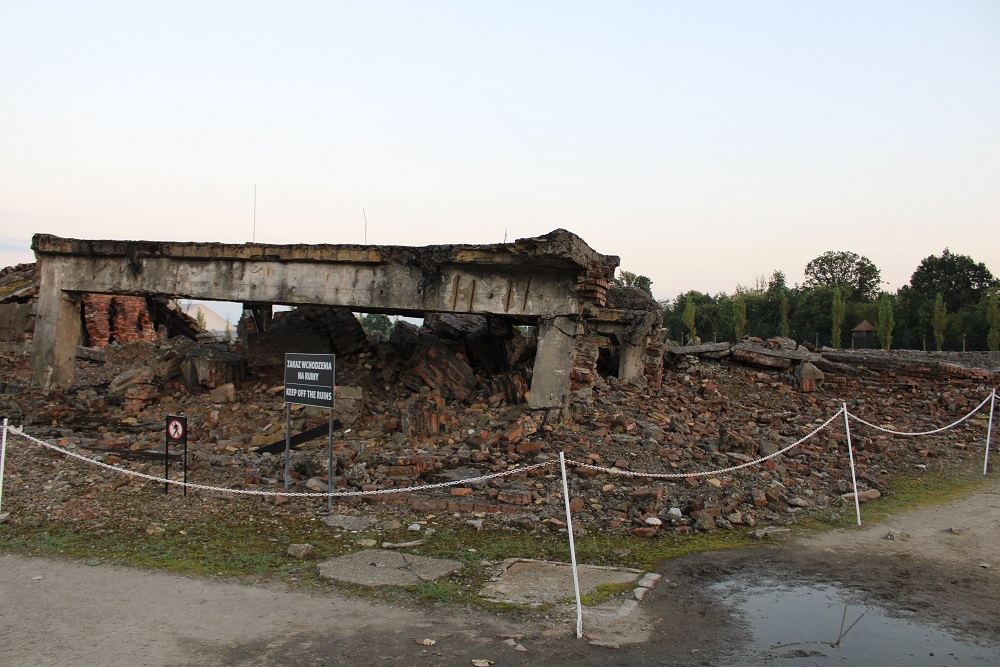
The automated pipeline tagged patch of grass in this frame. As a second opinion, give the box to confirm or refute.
[574,581,634,606]
[802,460,992,532]
[6,459,987,609]
[410,579,462,603]
[0,508,355,577]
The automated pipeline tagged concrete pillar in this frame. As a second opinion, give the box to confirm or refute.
[31,261,82,390]
[618,336,649,384]
[528,315,577,410]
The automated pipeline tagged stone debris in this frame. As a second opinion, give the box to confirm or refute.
[842,489,882,503]
[0,294,997,552]
[501,638,527,652]
[748,527,792,540]
[382,540,425,549]
[321,515,377,532]
[286,543,314,558]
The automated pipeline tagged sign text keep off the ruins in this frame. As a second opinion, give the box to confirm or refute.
[283,353,336,409]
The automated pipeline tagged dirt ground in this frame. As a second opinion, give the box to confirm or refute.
[2,474,997,667]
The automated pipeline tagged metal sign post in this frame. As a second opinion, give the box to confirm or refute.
[283,353,336,499]
[165,415,187,495]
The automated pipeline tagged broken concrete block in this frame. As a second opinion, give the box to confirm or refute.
[410,342,477,401]
[794,362,824,392]
[181,345,246,390]
[108,368,155,398]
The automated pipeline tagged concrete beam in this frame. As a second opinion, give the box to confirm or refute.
[30,230,621,392]
[31,229,617,319]
[32,255,579,318]
[30,260,82,390]
[618,337,649,384]
[528,316,578,410]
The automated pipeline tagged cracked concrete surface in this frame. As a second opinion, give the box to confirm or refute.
[316,549,463,586]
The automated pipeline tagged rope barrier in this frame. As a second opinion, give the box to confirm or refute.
[985,389,996,476]
[846,392,994,436]
[2,388,994,495]
[843,402,862,526]
[2,425,557,498]
[559,451,584,639]
[565,408,846,480]
[0,417,7,515]
[0,388,996,643]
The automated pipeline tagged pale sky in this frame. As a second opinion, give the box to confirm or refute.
[2,1,998,302]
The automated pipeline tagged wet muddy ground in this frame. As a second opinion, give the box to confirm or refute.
[2,475,998,666]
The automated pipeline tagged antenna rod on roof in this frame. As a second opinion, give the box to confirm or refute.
[252,184,257,243]
[363,208,368,245]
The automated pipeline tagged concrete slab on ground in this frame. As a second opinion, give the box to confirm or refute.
[479,558,644,606]
[321,514,378,531]
[317,549,463,586]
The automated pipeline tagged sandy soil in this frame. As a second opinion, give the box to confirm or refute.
[2,475,998,666]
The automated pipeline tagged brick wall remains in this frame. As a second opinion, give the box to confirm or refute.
[82,294,158,348]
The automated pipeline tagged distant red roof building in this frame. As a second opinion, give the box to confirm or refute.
[852,319,877,348]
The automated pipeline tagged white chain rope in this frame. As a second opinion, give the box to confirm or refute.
[5,389,994,496]
[567,407,846,480]
[2,425,557,498]
[847,392,994,436]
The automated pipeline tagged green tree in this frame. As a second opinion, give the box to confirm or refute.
[831,288,846,349]
[779,295,790,339]
[732,293,747,339]
[986,292,1000,352]
[804,250,882,301]
[932,292,948,351]
[613,270,654,297]
[682,296,697,342]
[876,294,894,350]
[195,308,207,331]
[909,248,997,312]
[359,313,394,337]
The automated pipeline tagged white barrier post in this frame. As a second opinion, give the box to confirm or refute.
[985,389,996,476]
[843,404,862,526]
[559,451,584,639]
[0,418,8,515]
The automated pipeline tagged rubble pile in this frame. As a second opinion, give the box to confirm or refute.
[1,320,997,540]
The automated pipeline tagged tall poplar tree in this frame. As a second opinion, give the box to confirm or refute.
[932,292,948,351]
[831,288,846,349]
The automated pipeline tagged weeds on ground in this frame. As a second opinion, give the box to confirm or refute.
[1,458,991,608]
[799,459,991,532]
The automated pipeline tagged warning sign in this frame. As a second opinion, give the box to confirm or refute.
[166,415,187,444]
[283,353,336,409]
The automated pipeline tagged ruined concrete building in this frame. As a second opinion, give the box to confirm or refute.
[1,263,199,356]
[29,230,662,417]
[0,263,37,353]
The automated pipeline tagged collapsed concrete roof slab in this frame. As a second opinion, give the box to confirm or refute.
[31,229,618,318]
[31,230,645,413]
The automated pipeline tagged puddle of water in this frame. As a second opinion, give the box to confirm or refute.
[712,578,998,666]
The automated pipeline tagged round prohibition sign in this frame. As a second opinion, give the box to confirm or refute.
[167,418,186,442]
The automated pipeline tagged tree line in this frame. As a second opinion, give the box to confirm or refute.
[646,249,999,351]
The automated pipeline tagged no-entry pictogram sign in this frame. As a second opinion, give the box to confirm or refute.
[166,416,187,444]
[164,415,189,495]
